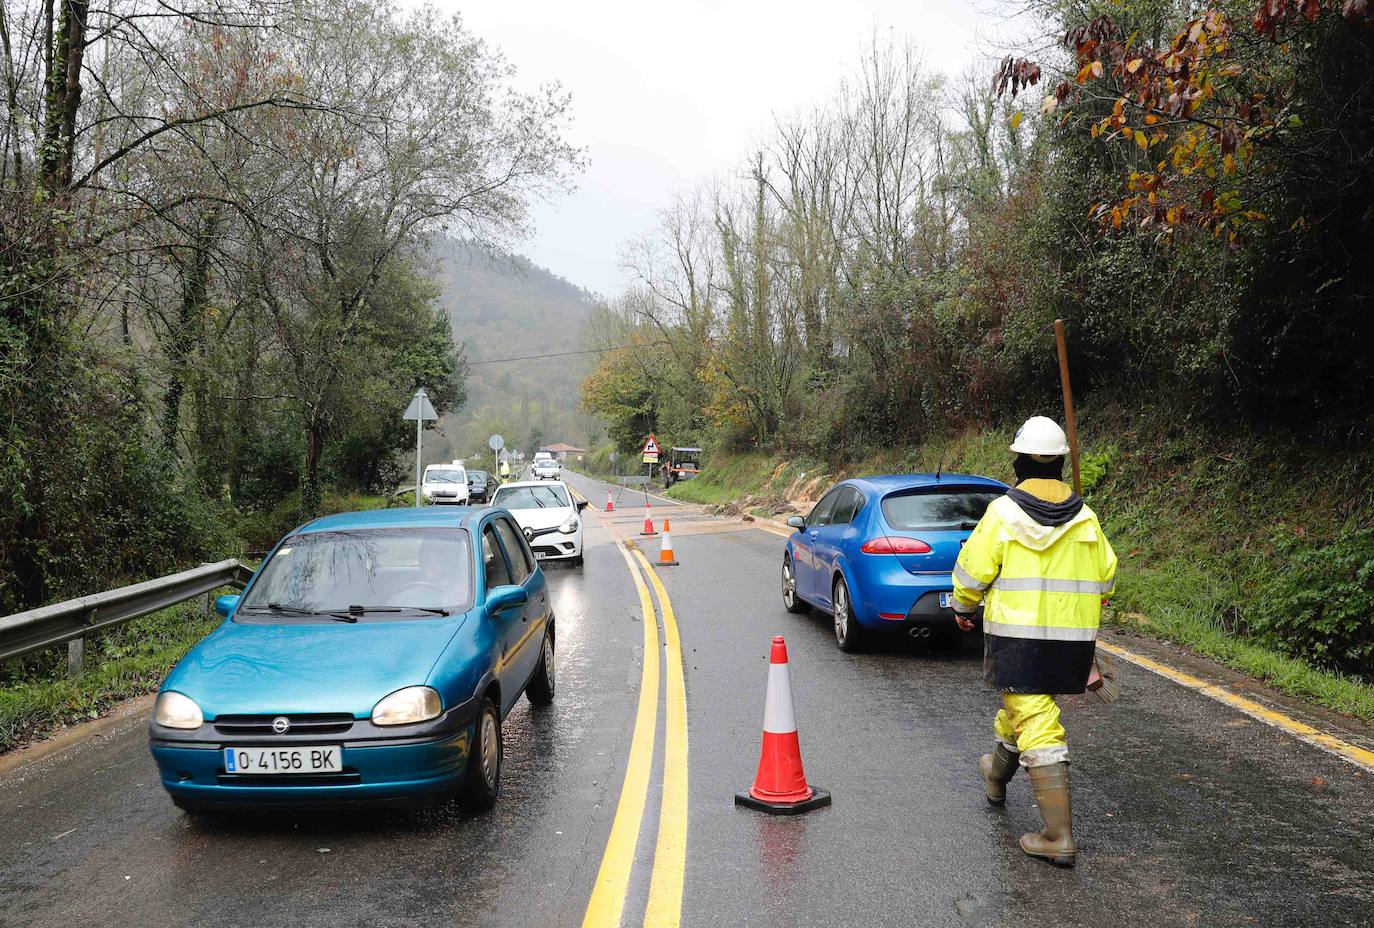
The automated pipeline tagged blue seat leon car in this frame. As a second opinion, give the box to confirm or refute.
[148,507,554,813]
[781,474,1008,652]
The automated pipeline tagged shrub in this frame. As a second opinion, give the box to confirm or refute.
[1249,526,1374,678]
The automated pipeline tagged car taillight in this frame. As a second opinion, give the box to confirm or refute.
[860,536,932,555]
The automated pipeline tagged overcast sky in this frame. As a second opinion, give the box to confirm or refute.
[447,1,1014,297]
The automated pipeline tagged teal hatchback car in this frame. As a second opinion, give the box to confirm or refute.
[149,507,554,813]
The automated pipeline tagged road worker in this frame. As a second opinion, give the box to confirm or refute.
[951,415,1117,868]
[499,458,511,481]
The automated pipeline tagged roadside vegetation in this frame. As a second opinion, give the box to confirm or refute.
[0,1,581,746]
[0,604,221,753]
[582,0,1374,711]
[0,0,580,619]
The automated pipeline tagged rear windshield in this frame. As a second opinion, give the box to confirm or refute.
[492,484,570,509]
[238,528,473,621]
[881,488,1001,531]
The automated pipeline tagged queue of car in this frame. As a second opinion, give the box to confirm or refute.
[148,439,1004,816]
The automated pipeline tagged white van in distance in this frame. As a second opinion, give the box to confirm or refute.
[421,461,470,504]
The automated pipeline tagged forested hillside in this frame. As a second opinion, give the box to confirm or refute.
[582,1,1374,685]
[425,239,599,462]
[0,1,579,614]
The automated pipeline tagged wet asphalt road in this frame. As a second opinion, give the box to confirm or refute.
[2,470,1372,928]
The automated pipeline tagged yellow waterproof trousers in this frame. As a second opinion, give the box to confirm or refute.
[993,693,1068,767]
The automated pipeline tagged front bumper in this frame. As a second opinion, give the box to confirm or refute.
[149,699,476,808]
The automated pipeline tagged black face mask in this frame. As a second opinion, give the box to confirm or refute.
[1013,454,1065,483]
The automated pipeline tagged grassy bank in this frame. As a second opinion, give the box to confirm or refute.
[0,488,397,755]
[0,603,222,753]
[676,417,1374,722]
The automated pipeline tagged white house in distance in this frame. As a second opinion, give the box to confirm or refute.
[539,442,586,462]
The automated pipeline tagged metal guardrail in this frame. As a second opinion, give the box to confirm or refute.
[0,559,254,668]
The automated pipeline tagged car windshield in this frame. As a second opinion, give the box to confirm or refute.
[424,469,465,484]
[881,488,1002,531]
[467,471,489,483]
[237,528,473,621]
[492,484,570,509]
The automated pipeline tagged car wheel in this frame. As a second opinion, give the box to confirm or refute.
[459,696,502,812]
[527,629,556,706]
[781,554,808,614]
[833,576,865,653]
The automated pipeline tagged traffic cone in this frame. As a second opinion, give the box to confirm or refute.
[735,636,831,814]
[656,519,679,566]
[640,500,657,535]
[605,489,615,512]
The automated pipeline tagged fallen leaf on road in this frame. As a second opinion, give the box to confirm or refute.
[1311,776,1327,788]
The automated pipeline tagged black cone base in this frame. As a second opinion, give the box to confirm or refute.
[654,560,679,567]
[734,786,831,815]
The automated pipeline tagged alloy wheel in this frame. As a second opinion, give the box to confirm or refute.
[834,582,849,642]
[782,559,796,608]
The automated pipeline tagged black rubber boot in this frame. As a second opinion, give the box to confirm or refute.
[1019,762,1076,867]
[979,742,1019,804]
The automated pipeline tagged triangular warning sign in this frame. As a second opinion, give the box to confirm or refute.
[641,434,661,456]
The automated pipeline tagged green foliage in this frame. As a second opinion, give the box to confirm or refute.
[1250,527,1374,677]
[0,604,220,753]
[1078,445,1118,494]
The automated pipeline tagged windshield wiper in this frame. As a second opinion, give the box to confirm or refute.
[241,602,329,617]
[342,605,451,617]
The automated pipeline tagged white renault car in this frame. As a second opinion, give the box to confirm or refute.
[490,480,586,567]
[421,462,470,504]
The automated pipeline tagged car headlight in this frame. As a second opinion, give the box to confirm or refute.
[371,686,442,726]
[153,691,203,729]
[559,517,579,534]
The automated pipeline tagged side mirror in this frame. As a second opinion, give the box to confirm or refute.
[215,594,241,617]
[486,584,528,614]
[786,516,806,530]
[576,500,589,511]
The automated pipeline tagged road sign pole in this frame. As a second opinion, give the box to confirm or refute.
[403,388,439,508]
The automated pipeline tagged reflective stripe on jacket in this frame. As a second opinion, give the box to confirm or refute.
[952,483,1117,694]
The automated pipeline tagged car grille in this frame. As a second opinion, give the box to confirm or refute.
[213,713,355,736]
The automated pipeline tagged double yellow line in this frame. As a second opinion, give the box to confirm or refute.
[574,484,689,928]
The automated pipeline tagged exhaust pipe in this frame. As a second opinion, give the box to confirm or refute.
[907,626,932,639]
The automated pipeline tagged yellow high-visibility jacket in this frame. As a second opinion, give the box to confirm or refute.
[952,479,1117,694]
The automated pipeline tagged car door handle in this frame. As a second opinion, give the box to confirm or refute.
[808,531,819,539]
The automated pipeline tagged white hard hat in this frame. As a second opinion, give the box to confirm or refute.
[1009,416,1070,460]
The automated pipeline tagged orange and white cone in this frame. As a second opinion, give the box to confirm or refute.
[605,489,615,512]
[735,636,831,814]
[640,500,657,536]
[656,519,679,566]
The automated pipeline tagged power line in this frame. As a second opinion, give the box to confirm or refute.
[465,341,668,366]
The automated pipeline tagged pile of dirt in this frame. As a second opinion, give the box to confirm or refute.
[712,494,799,518]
